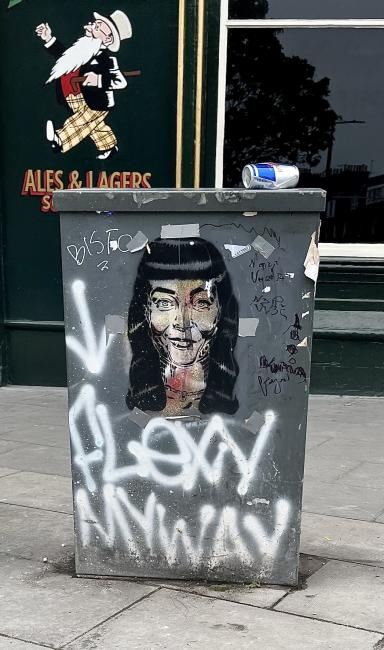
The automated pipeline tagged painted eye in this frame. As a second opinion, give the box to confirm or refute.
[193,299,211,310]
[156,299,174,310]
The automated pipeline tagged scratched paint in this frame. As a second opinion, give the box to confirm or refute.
[58,190,321,585]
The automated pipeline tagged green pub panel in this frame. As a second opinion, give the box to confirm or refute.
[0,0,383,392]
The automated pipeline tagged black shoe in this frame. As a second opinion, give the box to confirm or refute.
[97,146,118,160]
[50,141,61,153]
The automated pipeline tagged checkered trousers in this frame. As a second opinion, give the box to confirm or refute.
[57,94,117,153]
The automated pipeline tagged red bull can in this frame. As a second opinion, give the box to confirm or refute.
[242,163,300,190]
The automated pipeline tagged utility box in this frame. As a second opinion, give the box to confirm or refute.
[55,188,325,585]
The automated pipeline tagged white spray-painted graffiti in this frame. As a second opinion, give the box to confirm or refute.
[66,271,294,575]
[70,384,275,495]
[76,486,290,567]
[69,382,291,567]
[66,279,113,374]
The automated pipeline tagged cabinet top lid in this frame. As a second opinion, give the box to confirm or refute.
[54,188,326,213]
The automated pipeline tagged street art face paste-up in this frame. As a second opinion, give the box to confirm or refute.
[126,238,239,416]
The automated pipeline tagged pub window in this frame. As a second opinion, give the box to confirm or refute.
[217,1,384,245]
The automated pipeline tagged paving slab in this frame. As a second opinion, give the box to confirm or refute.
[303,454,360,483]
[0,556,157,648]
[0,424,69,449]
[308,436,384,464]
[300,512,384,567]
[303,478,384,521]
[338,462,384,491]
[0,416,67,438]
[0,468,19,479]
[305,435,333,452]
[0,443,71,477]
[276,560,384,633]
[0,420,24,435]
[0,503,73,562]
[375,510,384,524]
[0,638,48,649]
[65,587,382,650]
[0,472,72,513]
[0,386,68,405]
[147,580,288,608]
[152,557,321,608]
[307,396,384,438]
[0,440,25,454]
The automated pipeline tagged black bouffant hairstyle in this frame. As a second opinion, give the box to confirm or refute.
[126,238,239,415]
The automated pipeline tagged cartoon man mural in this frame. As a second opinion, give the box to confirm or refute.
[35,11,132,159]
[126,238,240,416]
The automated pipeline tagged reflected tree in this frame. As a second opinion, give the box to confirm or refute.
[225,0,339,185]
[229,0,270,19]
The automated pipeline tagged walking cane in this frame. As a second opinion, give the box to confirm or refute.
[70,70,141,93]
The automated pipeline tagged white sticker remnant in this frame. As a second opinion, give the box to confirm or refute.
[126,231,148,253]
[243,211,258,217]
[105,314,126,343]
[285,272,295,279]
[297,337,308,347]
[262,286,271,293]
[161,223,200,239]
[302,291,311,299]
[302,311,310,319]
[304,232,320,283]
[224,244,252,258]
[251,235,275,259]
[247,498,270,506]
[109,240,118,251]
[238,318,259,337]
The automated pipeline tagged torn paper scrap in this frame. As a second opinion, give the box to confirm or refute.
[105,314,126,343]
[285,272,295,279]
[251,235,275,259]
[244,410,264,434]
[304,232,320,283]
[224,244,252,258]
[262,286,271,293]
[297,337,308,347]
[238,318,259,337]
[302,311,309,319]
[161,223,200,239]
[126,231,148,253]
[127,407,152,428]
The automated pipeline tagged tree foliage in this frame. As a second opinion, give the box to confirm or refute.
[225,0,339,185]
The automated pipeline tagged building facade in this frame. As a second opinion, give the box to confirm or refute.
[0,0,383,393]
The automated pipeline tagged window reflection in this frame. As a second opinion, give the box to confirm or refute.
[229,0,384,20]
[224,29,384,242]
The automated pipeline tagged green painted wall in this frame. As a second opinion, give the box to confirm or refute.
[0,0,180,384]
[1,0,382,393]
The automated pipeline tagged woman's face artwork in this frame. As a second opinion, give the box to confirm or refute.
[148,279,220,367]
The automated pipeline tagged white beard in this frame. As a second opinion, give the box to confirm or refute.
[46,36,103,83]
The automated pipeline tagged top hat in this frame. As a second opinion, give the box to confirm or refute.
[93,10,132,52]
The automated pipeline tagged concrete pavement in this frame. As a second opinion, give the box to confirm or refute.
[0,388,383,649]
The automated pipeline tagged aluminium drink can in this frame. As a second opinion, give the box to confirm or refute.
[242,162,300,190]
